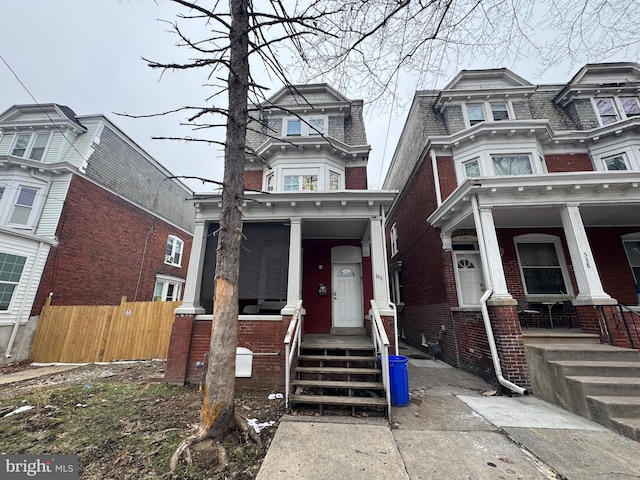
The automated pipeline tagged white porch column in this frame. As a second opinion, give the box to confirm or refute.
[370,215,392,314]
[175,220,207,315]
[477,206,512,302]
[282,218,302,315]
[560,204,615,305]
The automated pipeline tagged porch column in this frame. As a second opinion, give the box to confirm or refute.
[175,220,207,315]
[477,206,512,302]
[370,215,392,314]
[282,217,302,315]
[560,203,615,305]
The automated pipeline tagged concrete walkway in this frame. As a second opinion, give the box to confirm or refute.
[257,344,640,479]
[0,364,84,385]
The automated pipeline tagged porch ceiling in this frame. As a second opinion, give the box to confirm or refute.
[302,218,369,239]
[429,172,640,232]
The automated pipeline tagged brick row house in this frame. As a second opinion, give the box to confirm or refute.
[383,63,640,394]
[0,104,194,364]
[165,85,397,402]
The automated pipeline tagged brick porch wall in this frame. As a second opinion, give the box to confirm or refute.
[165,315,292,389]
[365,315,398,355]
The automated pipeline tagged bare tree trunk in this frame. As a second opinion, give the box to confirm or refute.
[200,0,250,439]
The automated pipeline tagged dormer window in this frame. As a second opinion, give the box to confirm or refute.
[464,102,512,127]
[11,132,51,161]
[283,116,327,137]
[466,104,484,125]
[594,96,640,126]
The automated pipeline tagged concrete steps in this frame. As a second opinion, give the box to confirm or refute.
[525,339,640,442]
[290,335,387,416]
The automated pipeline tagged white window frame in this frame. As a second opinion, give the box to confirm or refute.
[0,252,27,311]
[593,96,640,126]
[455,144,543,184]
[164,235,184,267]
[463,101,514,127]
[282,116,328,137]
[622,233,640,285]
[463,158,481,178]
[491,154,533,176]
[602,153,629,171]
[153,274,185,301]
[10,132,51,161]
[514,234,573,300]
[390,270,403,305]
[390,223,398,257]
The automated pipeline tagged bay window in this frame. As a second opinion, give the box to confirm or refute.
[491,155,532,176]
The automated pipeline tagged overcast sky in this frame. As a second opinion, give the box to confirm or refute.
[1,0,631,192]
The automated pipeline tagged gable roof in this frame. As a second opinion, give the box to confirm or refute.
[0,103,86,132]
[555,62,640,106]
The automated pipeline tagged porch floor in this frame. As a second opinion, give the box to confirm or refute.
[301,334,374,350]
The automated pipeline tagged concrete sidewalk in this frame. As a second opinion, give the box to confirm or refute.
[0,365,84,385]
[257,344,640,479]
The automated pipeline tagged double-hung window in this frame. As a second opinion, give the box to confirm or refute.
[463,158,481,178]
[515,236,570,296]
[390,224,399,256]
[595,96,640,126]
[9,186,38,225]
[623,239,640,284]
[284,116,327,137]
[165,235,184,266]
[466,104,485,125]
[11,132,51,160]
[0,253,26,310]
[490,103,510,121]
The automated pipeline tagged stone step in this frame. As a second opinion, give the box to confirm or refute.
[289,394,387,408]
[610,417,640,442]
[527,343,640,362]
[522,332,600,346]
[587,396,640,419]
[292,379,384,390]
[298,354,378,363]
[550,360,640,377]
[295,366,381,375]
[565,376,640,396]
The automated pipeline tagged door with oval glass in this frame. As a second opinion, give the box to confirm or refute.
[332,263,363,328]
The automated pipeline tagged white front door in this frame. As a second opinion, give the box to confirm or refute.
[455,252,484,306]
[332,263,363,328]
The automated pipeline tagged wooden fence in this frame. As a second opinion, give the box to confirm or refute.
[30,297,180,363]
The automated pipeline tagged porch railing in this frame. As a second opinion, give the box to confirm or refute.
[284,300,303,410]
[370,300,391,415]
[597,304,640,350]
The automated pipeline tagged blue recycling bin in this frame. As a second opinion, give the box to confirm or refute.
[387,355,410,406]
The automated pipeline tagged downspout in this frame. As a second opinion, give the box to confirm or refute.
[5,240,45,358]
[471,195,527,395]
[430,149,442,208]
[380,205,399,355]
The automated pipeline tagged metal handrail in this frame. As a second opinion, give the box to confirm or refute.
[370,300,391,417]
[284,300,303,409]
[598,303,640,349]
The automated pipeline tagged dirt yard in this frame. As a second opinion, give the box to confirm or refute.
[0,360,285,479]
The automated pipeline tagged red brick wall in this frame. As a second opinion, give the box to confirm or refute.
[345,166,367,189]
[452,310,494,381]
[587,227,639,305]
[244,170,263,191]
[436,156,457,200]
[545,153,594,172]
[489,305,530,388]
[32,175,192,313]
[171,316,292,389]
